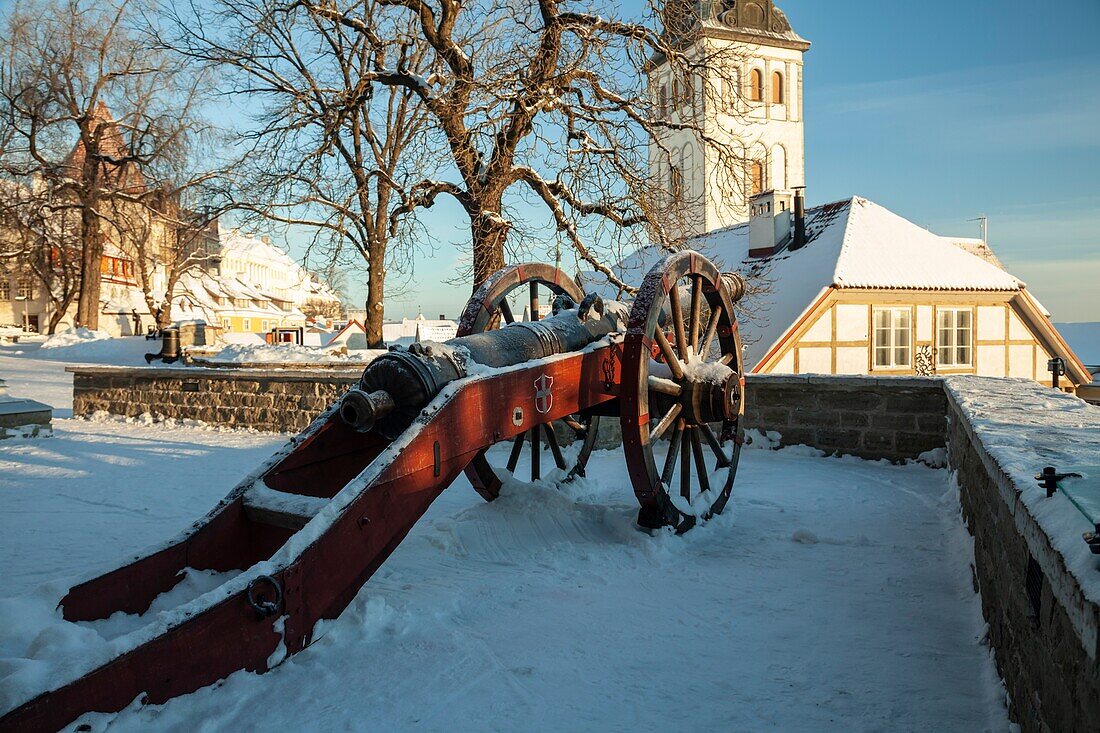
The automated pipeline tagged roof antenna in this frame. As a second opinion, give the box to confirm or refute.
[967,214,988,244]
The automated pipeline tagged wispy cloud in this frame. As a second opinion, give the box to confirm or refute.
[814,59,1100,153]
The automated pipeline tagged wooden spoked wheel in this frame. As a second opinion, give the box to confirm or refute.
[457,263,602,501]
[620,252,746,532]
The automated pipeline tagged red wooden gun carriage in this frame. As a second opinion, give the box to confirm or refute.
[0,251,747,732]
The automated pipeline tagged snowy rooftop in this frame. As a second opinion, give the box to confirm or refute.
[582,196,1026,370]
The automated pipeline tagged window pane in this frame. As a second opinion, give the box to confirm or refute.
[959,310,972,329]
[875,347,890,367]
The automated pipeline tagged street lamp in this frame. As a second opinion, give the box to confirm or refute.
[1048,357,1067,390]
[15,294,28,333]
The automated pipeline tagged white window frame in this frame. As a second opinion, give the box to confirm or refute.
[222,318,232,332]
[0,278,10,301]
[937,307,973,368]
[873,307,912,369]
[16,279,34,300]
[243,318,252,332]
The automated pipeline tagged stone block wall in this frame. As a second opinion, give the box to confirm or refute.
[743,374,947,461]
[70,367,361,433]
[947,391,1100,732]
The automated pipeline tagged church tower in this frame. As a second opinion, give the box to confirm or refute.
[648,0,810,235]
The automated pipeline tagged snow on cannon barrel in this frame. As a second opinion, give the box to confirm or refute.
[0,250,748,733]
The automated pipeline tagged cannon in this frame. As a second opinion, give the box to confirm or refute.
[0,252,747,732]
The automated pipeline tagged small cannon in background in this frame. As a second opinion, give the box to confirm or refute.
[1,251,747,732]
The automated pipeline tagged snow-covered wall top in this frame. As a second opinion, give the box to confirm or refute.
[944,376,1100,649]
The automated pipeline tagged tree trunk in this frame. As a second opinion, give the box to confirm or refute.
[157,298,173,330]
[365,241,386,349]
[75,207,103,330]
[46,294,75,334]
[470,209,510,291]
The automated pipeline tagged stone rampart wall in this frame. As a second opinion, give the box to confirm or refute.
[742,374,946,461]
[70,367,360,433]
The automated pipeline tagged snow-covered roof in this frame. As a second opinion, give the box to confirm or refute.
[582,196,1028,371]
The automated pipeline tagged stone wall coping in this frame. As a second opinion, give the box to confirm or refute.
[185,359,371,371]
[944,375,1100,659]
[66,366,362,382]
[746,373,944,389]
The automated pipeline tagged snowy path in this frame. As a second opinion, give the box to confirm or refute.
[0,409,1009,731]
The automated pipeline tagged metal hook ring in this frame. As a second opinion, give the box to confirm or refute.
[246,575,283,619]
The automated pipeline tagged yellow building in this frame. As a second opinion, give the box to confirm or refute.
[590,195,1091,392]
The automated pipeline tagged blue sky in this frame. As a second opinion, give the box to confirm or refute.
[273,1,1100,322]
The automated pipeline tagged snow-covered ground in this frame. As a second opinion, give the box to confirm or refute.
[0,337,154,417]
[0,357,1009,731]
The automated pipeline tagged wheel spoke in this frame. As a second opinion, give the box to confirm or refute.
[529,282,539,322]
[688,276,702,353]
[719,352,734,366]
[698,423,731,468]
[680,426,692,499]
[500,298,515,324]
[650,403,683,442]
[543,424,567,471]
[647,374,682,397]
[654,328,685,380]
[701,305,722,362]
[668,284,689,360]
[530,423,541,480]
[506,431,526,473]
[690,429,712,497]
[662,424,683,486]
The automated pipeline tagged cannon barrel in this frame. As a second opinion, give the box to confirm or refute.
[343,294,619,438]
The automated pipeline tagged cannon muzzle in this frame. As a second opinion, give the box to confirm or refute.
[340,389,397,434]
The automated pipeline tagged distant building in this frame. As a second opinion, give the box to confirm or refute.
[382,313,459,346]
[588,196,1092,391]
[164,226,342,338]
[0,104,340,338]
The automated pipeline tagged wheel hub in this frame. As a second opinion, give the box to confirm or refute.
[678,361,740,424]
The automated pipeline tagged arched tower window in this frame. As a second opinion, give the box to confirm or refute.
[771,71,784,104]
[750,160,765,196]
[749,69,764,102]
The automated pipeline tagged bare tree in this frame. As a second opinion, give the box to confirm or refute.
[167,0,441,347]
[303,0,751,293]
[0,0,222,330]
[107,189,226,329]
